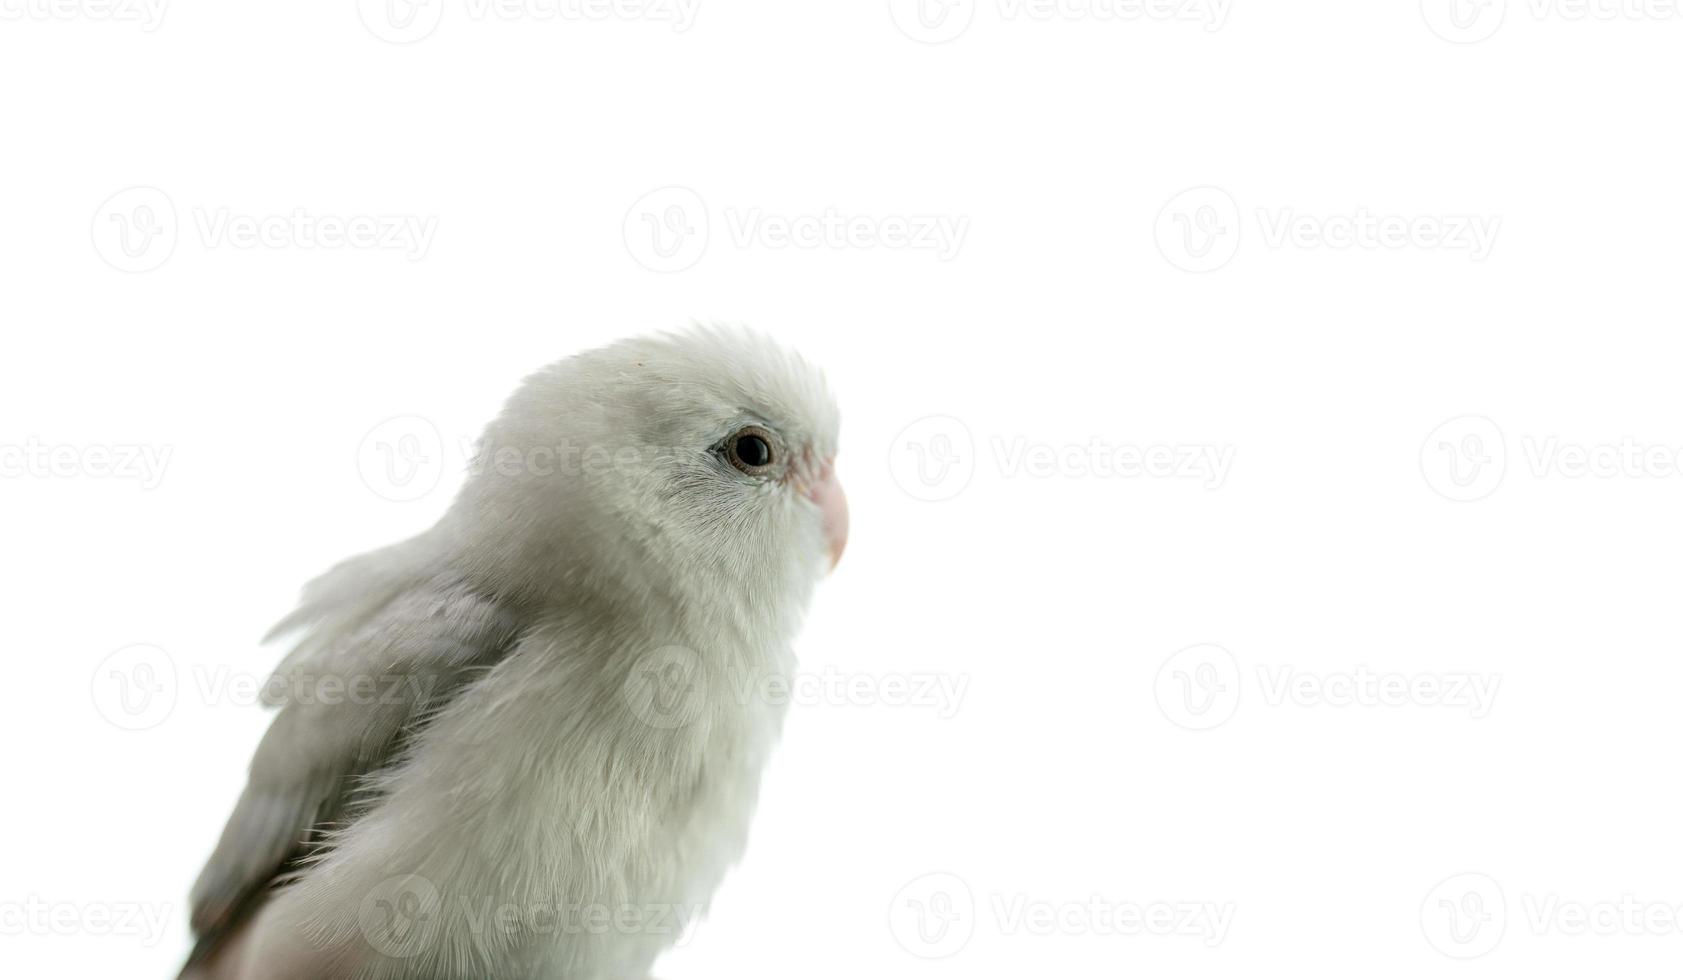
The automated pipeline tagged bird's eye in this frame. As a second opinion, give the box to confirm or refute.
[724,425,777,475]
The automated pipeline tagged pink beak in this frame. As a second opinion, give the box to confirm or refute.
[806,461,848,571]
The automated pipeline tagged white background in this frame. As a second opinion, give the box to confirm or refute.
[4,1,1682,977]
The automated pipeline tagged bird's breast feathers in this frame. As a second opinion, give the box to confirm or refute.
[263,619,794,976]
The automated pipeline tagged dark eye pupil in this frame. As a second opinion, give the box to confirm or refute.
[735,434,771,468]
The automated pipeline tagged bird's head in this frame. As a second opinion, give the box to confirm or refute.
[446,326,845,625]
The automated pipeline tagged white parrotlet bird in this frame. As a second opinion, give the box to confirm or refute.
[180,327,848,980]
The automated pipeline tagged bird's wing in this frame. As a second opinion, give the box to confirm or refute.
[183,566,524,972]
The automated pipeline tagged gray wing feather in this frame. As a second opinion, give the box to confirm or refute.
[184,563,524,970]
